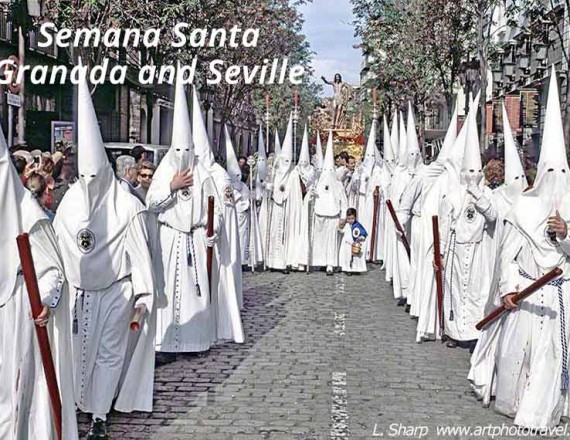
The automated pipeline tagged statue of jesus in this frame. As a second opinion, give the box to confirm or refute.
[321,73,351,129]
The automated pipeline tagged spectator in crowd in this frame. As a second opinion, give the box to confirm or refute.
[12,150,36,184]
[11,155,27,181]
[348,155,356,172]
[484,158,504,190]
[26,172,55,221]
[238,155,250,184]
[131,145,148,164]
[51,150,76,212]
[335,151,350,185]
[40,152,55,176]
[116,155,143,202]
[136,160,155,200]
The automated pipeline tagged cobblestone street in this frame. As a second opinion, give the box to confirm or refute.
[81,266,525,439]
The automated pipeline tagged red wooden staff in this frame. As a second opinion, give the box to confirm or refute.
[207,196,215,303]
[432,216,444,338]
[476,267,563,330]
[385,199,411,259]
[369,186,380,262]
[16,233,62,440]
[294,89,299,107]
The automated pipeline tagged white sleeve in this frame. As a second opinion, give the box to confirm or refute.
[38,268,65,308]
[398,179,421,226]
[498,223,524,296]
[470,186,497,224]
[125,213,155,311]
[557,235,570,257]
[146,179,175,213]
[28,221,65,309]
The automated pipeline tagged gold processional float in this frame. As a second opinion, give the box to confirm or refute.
[313,74,367,161]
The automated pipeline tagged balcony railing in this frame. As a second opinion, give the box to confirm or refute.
[0,8,12,42]
[29,28,58,57]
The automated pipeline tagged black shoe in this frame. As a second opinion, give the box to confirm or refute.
[446,340,457,348]
[87,418,108,440]
[397,298,407,306]
[282,268,290,274]
[405,304,411,313]
[469,340,477,354]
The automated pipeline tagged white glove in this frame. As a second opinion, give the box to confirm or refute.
[466,184,483,200]
[310,187,318,198]
[205,233,218,248]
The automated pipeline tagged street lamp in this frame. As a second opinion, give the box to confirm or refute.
[199,83,214,150]
[265,93,270,154]
[459,57,481,114]
[293,89,299,162]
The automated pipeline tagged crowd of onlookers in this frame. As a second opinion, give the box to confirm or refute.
[9,144,156,218]
[10,140,523,222]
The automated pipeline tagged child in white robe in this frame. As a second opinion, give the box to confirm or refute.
[339,208,368,274]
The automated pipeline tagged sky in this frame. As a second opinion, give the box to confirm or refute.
[299,0,361,96]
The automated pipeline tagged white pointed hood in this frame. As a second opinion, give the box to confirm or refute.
[314,131,324,172]
[274,129,282,156]
[509,66,570,269]
[272,114,294,204]
[53,72,145,291]
[315,130,343,216]
[383,115,395,163]
[359,120,378,194]
[460,110,482,176]
[533,66,569,189]
[296,124,315,185]
[406,102,422,172]
[278,114,294,162]
[363,119,377,162]
[323,130,335,172]
[167,71,195,172]
[257,124,267,184]
[446,92,480,181]
[398,111,408,167]
[502,102,527,187]
[381,115,395,190]
[390,111,399,163]
[145,68,211,235]
[363,119,378,168]
[76,71,116,216]
[225,124,241,187]
[297,124,311,170]
[437,103,458,162]
[192,85,215,167]
[0,124,46,306]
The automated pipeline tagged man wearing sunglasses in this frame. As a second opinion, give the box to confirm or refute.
[136,160,155,200]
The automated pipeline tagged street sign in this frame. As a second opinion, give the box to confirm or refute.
[5,55,20,94]
[6,92,21,107]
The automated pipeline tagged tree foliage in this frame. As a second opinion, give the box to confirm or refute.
[37,0,320,131]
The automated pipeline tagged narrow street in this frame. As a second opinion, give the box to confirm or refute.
[81,266,517,439]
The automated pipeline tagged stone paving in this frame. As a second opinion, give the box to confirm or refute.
[78,265,557,439]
